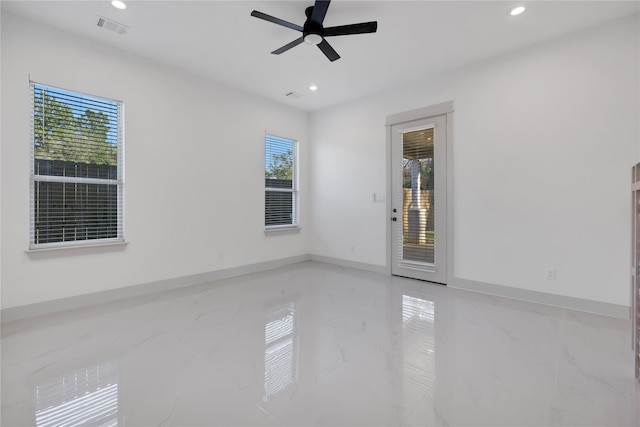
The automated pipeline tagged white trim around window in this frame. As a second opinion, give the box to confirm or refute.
[265,134,299,231]
[29,81,125,250]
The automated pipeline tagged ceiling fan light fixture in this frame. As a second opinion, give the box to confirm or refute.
[510,6,526,16]
[304,33,323,45]
[111,0,127,10]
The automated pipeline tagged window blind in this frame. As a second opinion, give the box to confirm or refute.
[265,134,298,228]
[30,82,124,249]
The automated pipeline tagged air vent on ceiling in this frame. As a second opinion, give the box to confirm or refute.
[285,92,302,99]
[97,16,129,35]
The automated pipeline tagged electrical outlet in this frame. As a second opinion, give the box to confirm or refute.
[545,269,556,280]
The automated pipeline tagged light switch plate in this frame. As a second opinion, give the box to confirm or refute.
[373,193,385,202]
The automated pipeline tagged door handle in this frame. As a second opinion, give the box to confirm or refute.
[392,217,397,222]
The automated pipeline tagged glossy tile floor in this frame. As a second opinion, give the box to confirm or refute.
[2,261,639,426]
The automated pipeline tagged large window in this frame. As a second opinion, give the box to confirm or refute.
[30,82,124,249]
[265,134,299,229]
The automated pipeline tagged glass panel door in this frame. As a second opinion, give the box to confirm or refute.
[391,115,447,283]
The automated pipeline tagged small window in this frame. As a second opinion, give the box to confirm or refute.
[265,134,298,229]
[30,82,124,249]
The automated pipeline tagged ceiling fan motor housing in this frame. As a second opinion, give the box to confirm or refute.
[303,7,324,44]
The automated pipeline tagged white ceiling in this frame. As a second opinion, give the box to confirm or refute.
[3,1,639,112]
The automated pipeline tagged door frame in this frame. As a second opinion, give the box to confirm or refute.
[385,102,454,284]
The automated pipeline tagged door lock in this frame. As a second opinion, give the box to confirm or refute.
[392,217,397,222]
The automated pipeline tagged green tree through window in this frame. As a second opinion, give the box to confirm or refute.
[265,150,293,180]
[34,87,117,165]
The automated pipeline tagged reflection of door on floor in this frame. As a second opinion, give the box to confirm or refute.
[391,114,447,284]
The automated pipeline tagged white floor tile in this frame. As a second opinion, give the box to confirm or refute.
[2,261,638,426]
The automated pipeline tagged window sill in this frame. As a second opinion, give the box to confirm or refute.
[264,225,301,235]
[27,239,128,253]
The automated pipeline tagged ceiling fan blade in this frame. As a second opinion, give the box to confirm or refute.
[311,0,330,24]
[271,37,305,55]
[250,10,303,32]
[317,39,340,62]
[323,21,378,37]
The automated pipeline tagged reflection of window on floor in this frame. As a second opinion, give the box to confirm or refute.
[264,301,297,401]
[402,295,435,402]
[34,360,121,427]
[403,295,435,323]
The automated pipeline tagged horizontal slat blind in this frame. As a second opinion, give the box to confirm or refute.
[30,82,124,248]
[265,134,298,227]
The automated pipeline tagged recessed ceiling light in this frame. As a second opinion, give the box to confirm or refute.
[510,6,526,16]
[111,0,127,10]
[309,84,318,91]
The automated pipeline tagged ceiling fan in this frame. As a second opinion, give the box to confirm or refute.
[250,0,378,62]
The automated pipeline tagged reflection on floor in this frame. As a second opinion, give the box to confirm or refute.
[34,359,121,427]
[2,261,638,426]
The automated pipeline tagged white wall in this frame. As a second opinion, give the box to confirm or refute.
[1,12,310,310]
[310,15,639,307]
[2,11,638,314]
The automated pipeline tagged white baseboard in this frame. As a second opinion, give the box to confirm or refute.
[308,254,388,275]
[450,277,630,319]
[2,254,630,322]
[1,255,310,323]
[310,256,630,319]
